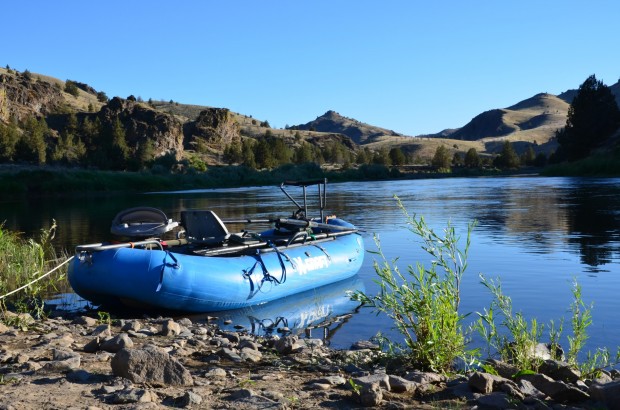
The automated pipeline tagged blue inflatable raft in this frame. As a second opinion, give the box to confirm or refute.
[68,180,364,313]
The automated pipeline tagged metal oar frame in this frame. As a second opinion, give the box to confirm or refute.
[75,179,358,255]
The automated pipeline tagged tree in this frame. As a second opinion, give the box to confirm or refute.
[521,146,536,166]
[464,148,481,168]
[494,141,520,169]
[64,80,80,97]
[389,147,406,166]
[0,121,20,161]
[432,145,451,169]
[294,142,314,164]
[97,91,109,103]
[241,139,257,169]
[557,74,620,161]
[452,152,462,166]
[223,141,243,164]
[15,117,48,164]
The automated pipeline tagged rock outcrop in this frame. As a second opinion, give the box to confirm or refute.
[0,71,65,123]
[97,97,185,159]
[183,107,241,150]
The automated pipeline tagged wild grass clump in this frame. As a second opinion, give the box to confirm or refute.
[474,274,620,377]
[357,198,620,376]
[0,221,66,322]
[353,196,476,373]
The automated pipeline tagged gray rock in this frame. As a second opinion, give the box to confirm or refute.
[589,380,620,410]
[111,388,157,404]
[219,347,243,363]
[487,358,520,379]
[121,320,142,332]
[238,339,260,351]
[67,369,93,383]
[40,354,81,373]
[353,373,391,391]
[177,318,193,327]
[72,316,98,327]
[388,375,417,393]
[404,370,445,385]
[229,388,256,400]
[520,373,589,403]
[351,340,380,350]
[240,347,262,363]
[179,391,202,407]
[83,337,101,353]
[518,379,546,399]
[538,359,581,383]
[204,367,227,379]
[100,333,133,353]
[316,375,347,386]
[274,335,301,354]
[222,331,241,344]
[161,319,181,336]
[111,345,193,386]
[475,392,514,410]
[469,371,496,394]
[91,324,111,338]
[359,383,382,407]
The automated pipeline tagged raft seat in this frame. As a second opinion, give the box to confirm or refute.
[181,210,230,245]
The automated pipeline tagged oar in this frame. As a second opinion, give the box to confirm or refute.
[276,218,357,232]
[221,217,358,232]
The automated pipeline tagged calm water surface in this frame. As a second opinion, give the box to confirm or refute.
[2,176,620,354]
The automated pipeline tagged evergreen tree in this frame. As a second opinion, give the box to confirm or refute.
[494,141,520,169]
[98,118,129,169]
[557,74,620,161]
[372,147,391,166]
[452,152,462,166]
[294,142,314,164]
[223,140,243,165]
[464,147,481,168]
[241,139,257,169]
[389,147,406,166]
[0,121,19,161]
[15,117,48,164]
[521,146,536,165]
[431,145,451,169]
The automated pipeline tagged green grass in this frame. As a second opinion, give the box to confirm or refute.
[543,151,620,176]
[0,221,67,322]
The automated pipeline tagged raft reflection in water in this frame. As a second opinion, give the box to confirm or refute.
[196,275,365,342]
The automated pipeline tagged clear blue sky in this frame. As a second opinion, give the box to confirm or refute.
[3,1,619,136]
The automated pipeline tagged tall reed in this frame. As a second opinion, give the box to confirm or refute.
[0,221,66,320]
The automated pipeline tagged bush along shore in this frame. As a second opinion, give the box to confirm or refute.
[3,202,620,408]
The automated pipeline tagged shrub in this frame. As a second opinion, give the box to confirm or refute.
[353,197,476,372]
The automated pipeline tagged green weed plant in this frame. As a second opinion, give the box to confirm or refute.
[0,221,66,321]
[353,196,476,373]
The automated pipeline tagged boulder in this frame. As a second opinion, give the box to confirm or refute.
[100,333,133,353]
[589,380,620,410]
[538,360,581,383]
[520,373,589,403]
[111,345,193,386]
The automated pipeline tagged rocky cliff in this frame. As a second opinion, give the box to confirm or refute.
[0,71,65,123]
[97,97,184,158]
[183,108,241,150]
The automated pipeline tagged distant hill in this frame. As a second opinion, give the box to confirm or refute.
[2,64,620,166]
[291,110,401,144]
[425,93,569,145]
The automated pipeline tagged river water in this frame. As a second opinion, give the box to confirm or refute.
[2,176,620,355]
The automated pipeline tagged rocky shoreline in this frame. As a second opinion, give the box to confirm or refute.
[1,310,619,409]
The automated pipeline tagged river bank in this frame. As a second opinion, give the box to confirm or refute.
[1,308,620,409]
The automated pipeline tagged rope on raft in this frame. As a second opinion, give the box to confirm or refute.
[0,256,74,300]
